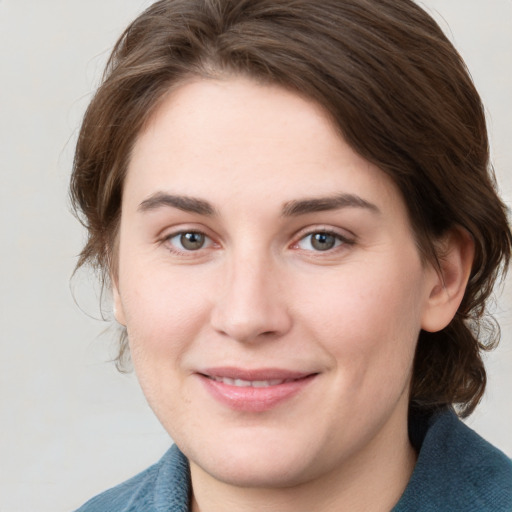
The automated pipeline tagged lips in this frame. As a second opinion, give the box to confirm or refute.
[197,367,317,412]
[209,376,295,387]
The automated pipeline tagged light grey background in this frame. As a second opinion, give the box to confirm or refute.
[0,1,510,511]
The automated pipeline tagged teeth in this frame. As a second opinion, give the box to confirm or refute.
[234,378,252,387]
[253,379,284,387]
[211,376,287,387]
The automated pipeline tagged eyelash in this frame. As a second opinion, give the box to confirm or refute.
[163,231,216,254]
[162,227,354,257]
[293,229,354,253]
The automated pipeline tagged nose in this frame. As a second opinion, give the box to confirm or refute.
[210,253,293,343]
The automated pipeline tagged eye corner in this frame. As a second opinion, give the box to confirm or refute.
[162,228,219,256]
[291,227,356,254]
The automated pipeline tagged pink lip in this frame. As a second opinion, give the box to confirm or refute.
[197,367,317,412]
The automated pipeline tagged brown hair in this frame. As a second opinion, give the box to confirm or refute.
[70,0,511,417]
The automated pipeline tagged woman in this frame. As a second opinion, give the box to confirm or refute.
[72,0,512,510]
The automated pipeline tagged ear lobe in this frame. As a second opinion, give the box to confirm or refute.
[112,281,127,326]
[421,228,475,333]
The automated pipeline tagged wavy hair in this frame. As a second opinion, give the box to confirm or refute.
[71,0,511,416]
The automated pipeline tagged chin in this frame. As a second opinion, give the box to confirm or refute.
[183,428,324,488]
[196,451,315,489]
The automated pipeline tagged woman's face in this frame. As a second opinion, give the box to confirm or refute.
[114,77,439,489]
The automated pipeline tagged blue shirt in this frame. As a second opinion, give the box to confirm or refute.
[74,409,512,511]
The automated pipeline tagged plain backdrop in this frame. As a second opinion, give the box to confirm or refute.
[0,1,511,511]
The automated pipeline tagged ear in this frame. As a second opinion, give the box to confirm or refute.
[421,228,475,333]
[112,279,127,326]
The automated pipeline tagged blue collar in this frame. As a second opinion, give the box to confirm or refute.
[75,408,512,511]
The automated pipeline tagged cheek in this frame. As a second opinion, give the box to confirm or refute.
[120,265,213,361]
[119,268,214,426]
[295,257,425,385]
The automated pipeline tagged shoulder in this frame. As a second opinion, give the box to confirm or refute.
[394,409,512,512]
[73,445,190,512]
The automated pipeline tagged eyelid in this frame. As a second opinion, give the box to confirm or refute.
[160,226,219,255]
[158,224,354,255]
[290,226,356,251]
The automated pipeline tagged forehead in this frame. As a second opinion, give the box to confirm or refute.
[124,77,405,219]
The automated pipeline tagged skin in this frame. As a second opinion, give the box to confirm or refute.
[113,77,472,512]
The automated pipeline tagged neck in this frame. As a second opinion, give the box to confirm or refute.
[190,406,417,512]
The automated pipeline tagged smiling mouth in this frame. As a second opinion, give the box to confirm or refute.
[206,376,299,387]
[198,369,317,412]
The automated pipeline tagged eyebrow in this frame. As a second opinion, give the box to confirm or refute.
[138,191,379,217]
[282,193,380,216]
[138,192,216,216]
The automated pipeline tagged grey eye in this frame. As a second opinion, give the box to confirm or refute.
[297,232,344,251]
[179,232,205,250]
[167,231,210,251]
[310,233,336,251]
